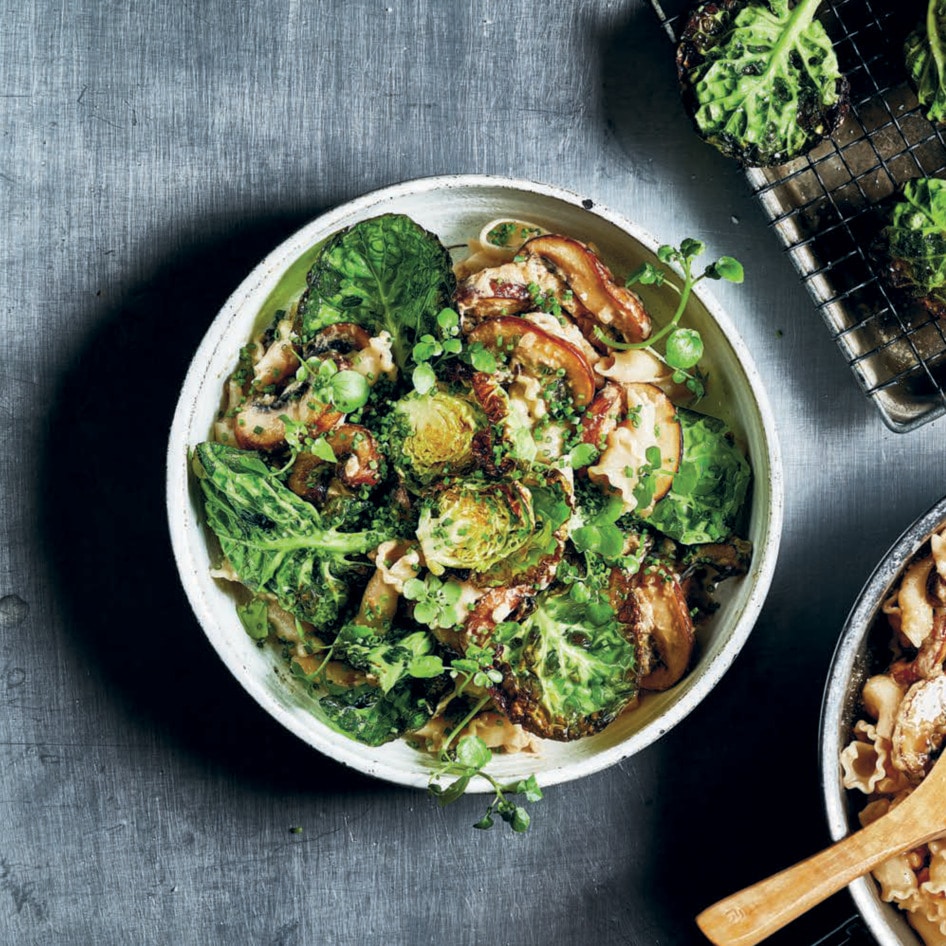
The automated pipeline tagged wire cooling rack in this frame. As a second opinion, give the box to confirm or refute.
[652,0,946,432]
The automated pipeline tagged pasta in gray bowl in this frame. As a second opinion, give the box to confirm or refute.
[822,495,946,945]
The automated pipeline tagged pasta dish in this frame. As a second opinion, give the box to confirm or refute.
[841,524,946,943]
[190,212,753,781]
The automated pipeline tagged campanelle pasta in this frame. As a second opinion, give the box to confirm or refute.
[841,526,946,944]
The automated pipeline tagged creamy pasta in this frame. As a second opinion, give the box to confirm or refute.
[841,526,946,943]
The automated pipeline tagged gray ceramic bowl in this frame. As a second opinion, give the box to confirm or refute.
[821,495,946,945]
[166,174,784,791]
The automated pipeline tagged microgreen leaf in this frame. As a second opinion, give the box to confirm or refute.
[412,362,437,394]
[311,437,337,463]
[665,328,704,370]
[329,369,370,412]
[706,256,744,283]
[568,442,599,469]
[455,735,492,771]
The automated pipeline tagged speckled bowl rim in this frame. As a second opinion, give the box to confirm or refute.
[166,174,785,791]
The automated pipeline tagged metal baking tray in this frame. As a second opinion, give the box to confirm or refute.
[651,0,946,432]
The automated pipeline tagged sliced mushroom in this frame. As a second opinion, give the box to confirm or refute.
[630,566,696,691]
[454,253,567,321]
[251,317,300,389]
[287,423,384,502]
[466,315,596,409]
[681,538,753,581]
[306,322,372,356]
[891,673,946,782]
[462,585,534,651]
[234,386,342,452]
[525,234,652,345]
[581,383,627,451]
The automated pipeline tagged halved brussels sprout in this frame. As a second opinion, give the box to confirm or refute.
[389,387,484,488]
[491,585,638,741]
[475,471,573,589]
[416,480,535,576]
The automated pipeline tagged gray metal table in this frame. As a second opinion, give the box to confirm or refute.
[4,1,943,943]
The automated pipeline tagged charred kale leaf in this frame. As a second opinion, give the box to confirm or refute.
[677,0,849,167]
[906,2,946,125]
[296,213,456,371]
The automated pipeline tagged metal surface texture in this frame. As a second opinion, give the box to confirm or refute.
[3,1,944,944]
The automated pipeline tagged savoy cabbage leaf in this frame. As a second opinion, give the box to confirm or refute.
[646,409,751,545]
[906,2,946,125]
[677,0,848,167]
[193,441,393,629]
[491,587,637,741]
[882,176,946,311]
[296,213,455,371]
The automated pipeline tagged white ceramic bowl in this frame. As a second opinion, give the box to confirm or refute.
[167,174,784,791]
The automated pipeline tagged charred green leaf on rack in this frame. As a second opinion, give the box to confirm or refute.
[906,1,946,126]
[676,0,849,167]
[877,176,946,318]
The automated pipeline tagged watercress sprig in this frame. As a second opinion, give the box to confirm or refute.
[420,644,543,833]
[411,307,497,394]
[595,239,744,399]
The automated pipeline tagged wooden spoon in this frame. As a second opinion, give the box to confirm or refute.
[696,750,946,946]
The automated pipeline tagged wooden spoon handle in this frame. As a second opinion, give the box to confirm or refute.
[695,809,935,946]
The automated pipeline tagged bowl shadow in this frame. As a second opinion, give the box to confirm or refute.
[38,208,388,797]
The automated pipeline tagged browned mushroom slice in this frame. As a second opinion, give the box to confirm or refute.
[524,234,652,344]
[459,585,535,652]
[309,321,372,352]
[251,318,300,389]
[454,254,567,320]
[466,316,596,409]
[587,382,682,515]
[286,423,384,501]
[580,382,627,452]
[233,390,343,452]
[891,673,946,782]
[630,567,696,692]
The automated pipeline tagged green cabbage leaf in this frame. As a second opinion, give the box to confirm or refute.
[906,1,946,125]
[296,213,455,371]
[646,409,751,545]
[492,586,637,741]
[883,177,946,309]
[193,441,394,629]
[679,0,846,166]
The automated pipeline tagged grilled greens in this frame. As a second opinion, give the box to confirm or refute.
[906,1,946,125]
[677,0,849,167]
[193,211,754,833]
[878,177,946,317]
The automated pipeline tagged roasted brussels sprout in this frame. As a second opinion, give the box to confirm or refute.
[676,0,849,167]
[491,585,638,741]
[388,387,484,488]
[416,480,536,576]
